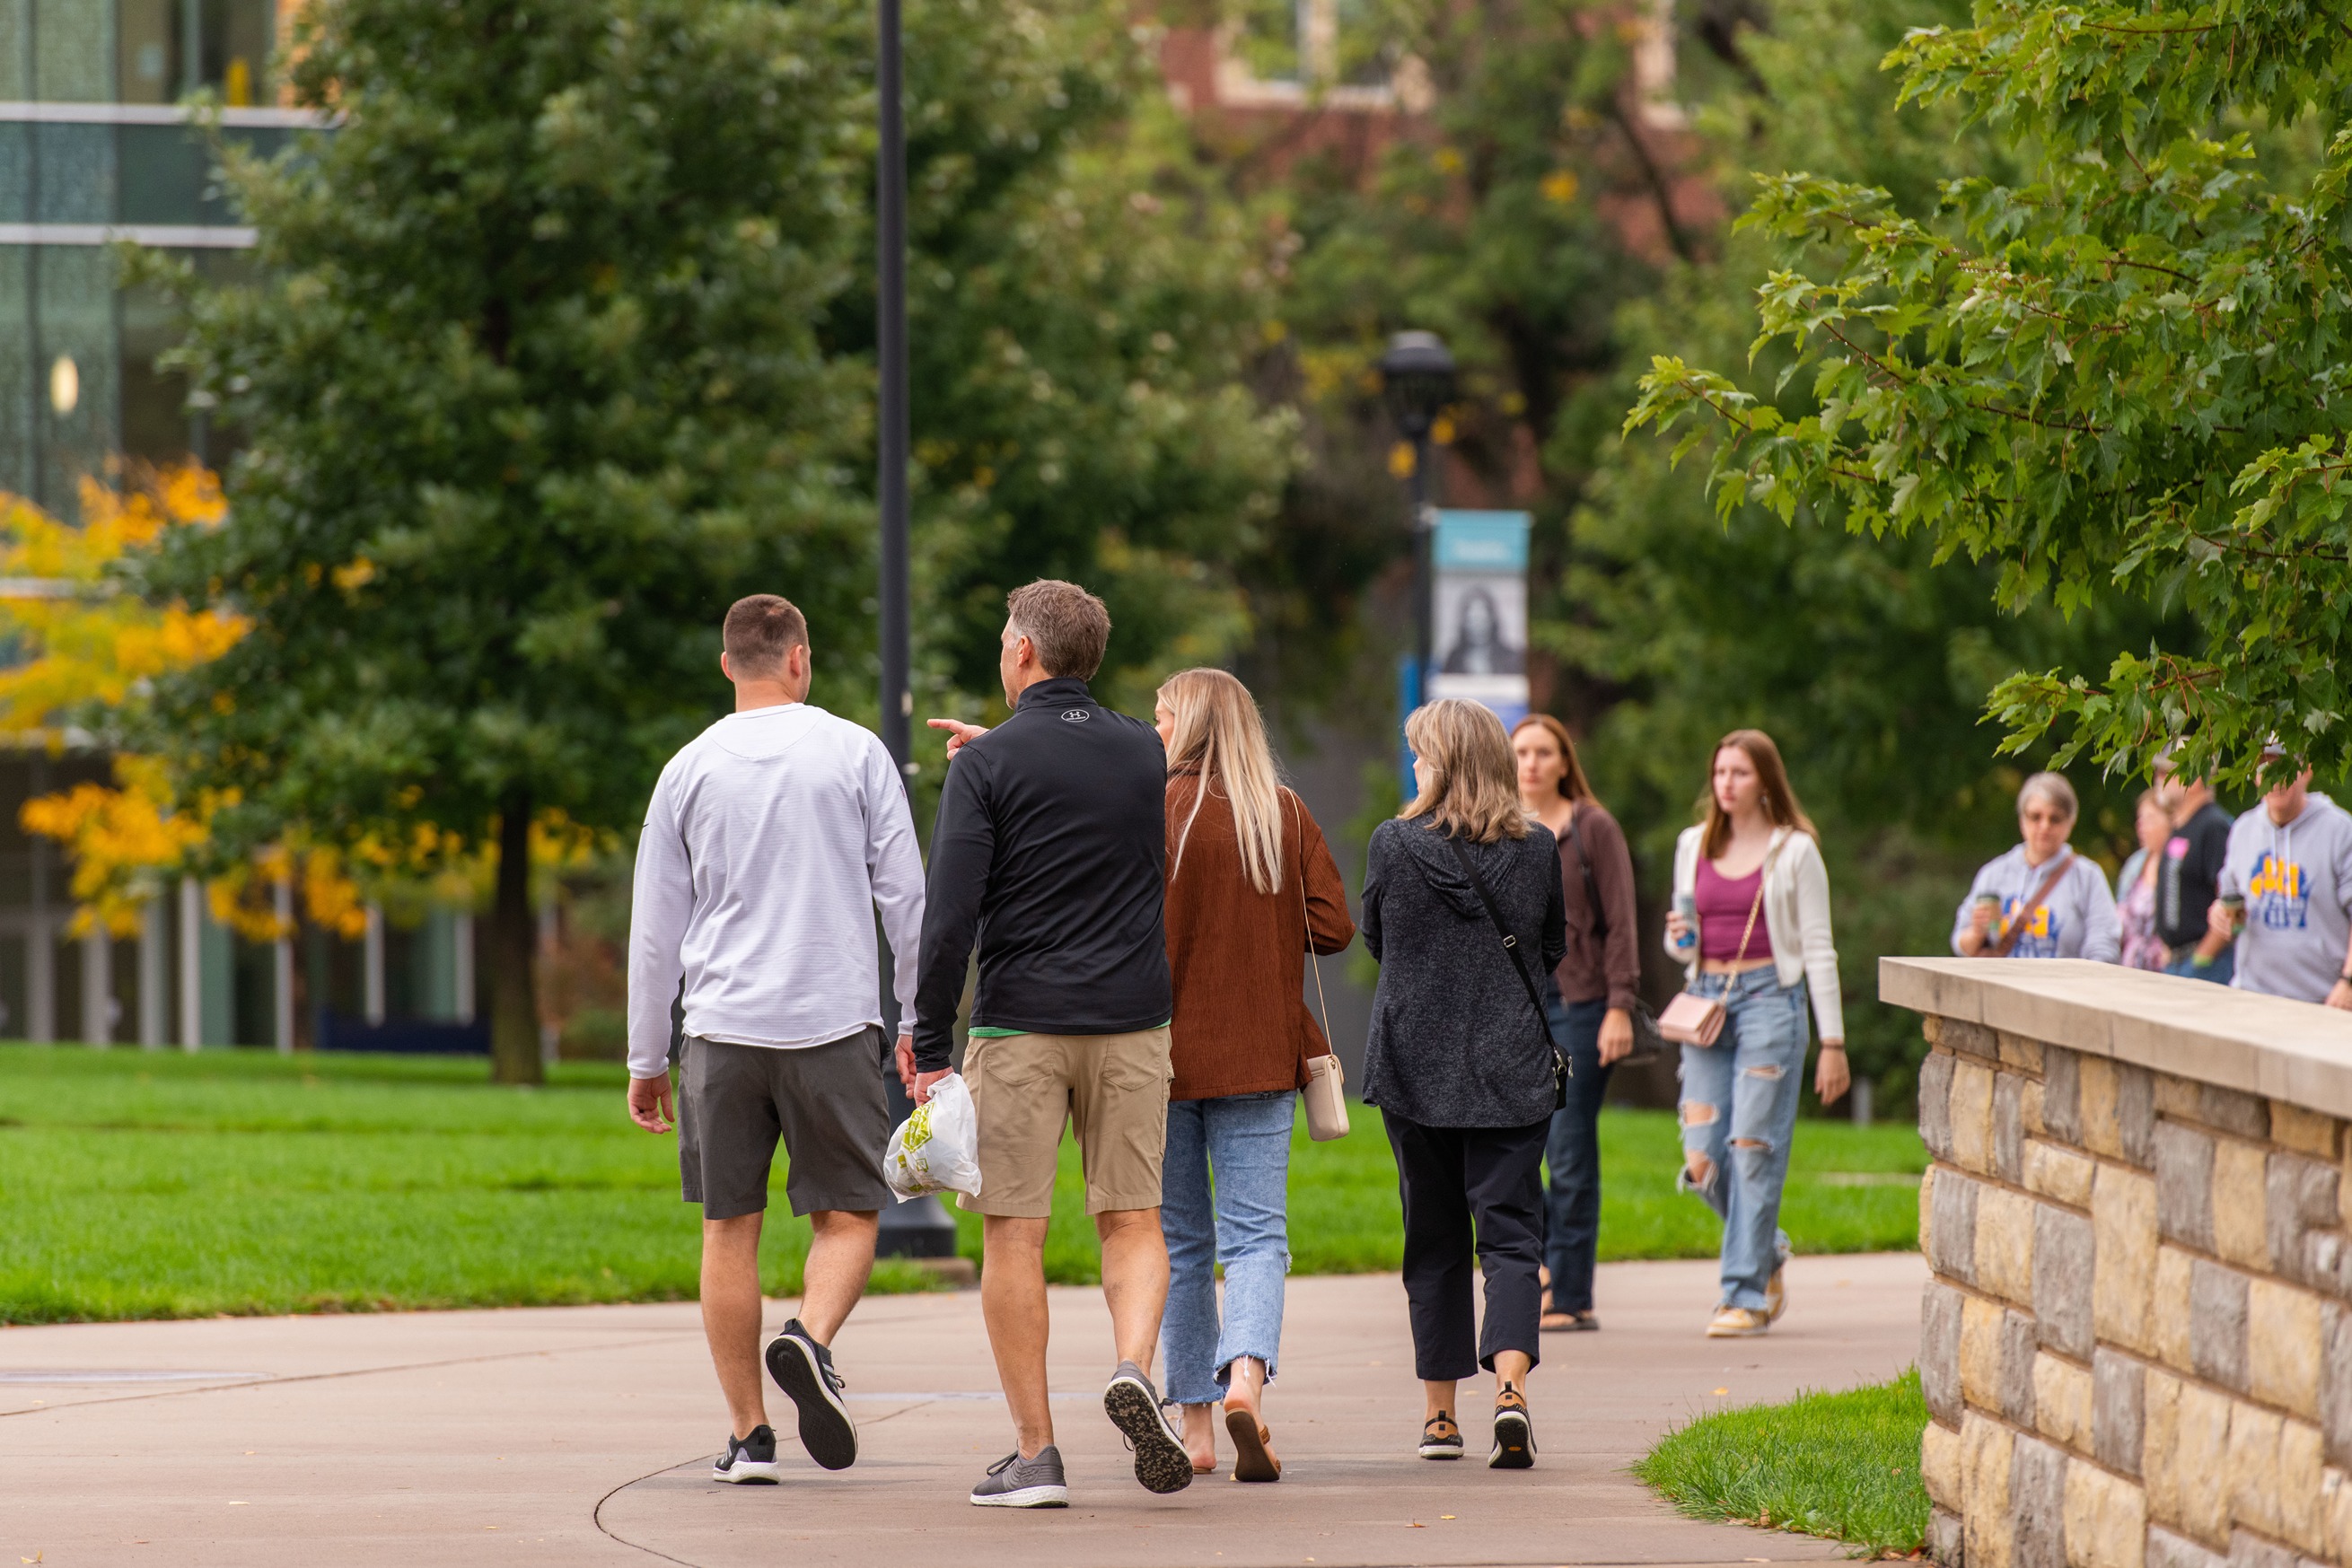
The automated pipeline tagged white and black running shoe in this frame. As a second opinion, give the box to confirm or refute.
[1418,1411,1465,1459]
[712,1424,782,1484]
[970,1445,1069,1508]
[1102,1361,1193,1494]
[764,1318,857,1471]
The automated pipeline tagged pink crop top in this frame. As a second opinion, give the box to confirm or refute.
[1696,859,1766,962]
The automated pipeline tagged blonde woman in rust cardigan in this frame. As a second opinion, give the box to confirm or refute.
[1154,668,1355,1485]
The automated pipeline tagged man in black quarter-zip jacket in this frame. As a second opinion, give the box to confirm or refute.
[899,578,1192,1509]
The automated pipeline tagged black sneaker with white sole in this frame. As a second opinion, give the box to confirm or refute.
[1490,1389,1535,1469]
[712,1423,782,1484]
[1102,1361,1194,1494]
[970,1445,1069,1508]
[1418,1412,1464,1459]
[764,1318,857,1471]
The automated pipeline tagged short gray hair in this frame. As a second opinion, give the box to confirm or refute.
[1005,579,1110,680]
[2017,771,2078,821]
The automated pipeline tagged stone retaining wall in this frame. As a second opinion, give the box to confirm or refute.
[1883,959,2352,1568]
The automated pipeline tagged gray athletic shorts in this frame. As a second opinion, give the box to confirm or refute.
[677,1028,893,1221]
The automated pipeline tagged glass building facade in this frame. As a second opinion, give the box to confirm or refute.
[0,4,493,1054]
[1,1,297,516]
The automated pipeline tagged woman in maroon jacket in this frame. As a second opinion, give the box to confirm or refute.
[1511,714,1641,1331]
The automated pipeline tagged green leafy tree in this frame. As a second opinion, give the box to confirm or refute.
[134,0,870,1082]
[1628,0,2348,795]
[1271,0,1674,525]
[124,0,1293,1082]
[1566,0,2188,1101]
[890,5,1294,720]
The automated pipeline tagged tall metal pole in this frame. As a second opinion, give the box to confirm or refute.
[873,0,957,1265]
[877,0,910,773]
[1410,434,1435,695]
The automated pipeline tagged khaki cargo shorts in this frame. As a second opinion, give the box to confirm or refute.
[959,1027,1173,1217]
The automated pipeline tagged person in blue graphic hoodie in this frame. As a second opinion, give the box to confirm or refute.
[1953,772,2121,962]
[2204,743,2352,1008]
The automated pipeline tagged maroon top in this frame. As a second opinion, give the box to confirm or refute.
[1550,802,1643,1012]
[1696,859,1766,962]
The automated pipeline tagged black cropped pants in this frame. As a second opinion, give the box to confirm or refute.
[1382,1109,1549,1382]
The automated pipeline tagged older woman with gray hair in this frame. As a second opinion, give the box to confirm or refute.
[1953,772,2121,962]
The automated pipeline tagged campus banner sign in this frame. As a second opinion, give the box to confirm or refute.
[1401,509,1531,800]
[1428,509,1530,729]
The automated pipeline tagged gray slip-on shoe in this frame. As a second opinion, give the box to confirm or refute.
[1102,1361,1194,1494]
[970,1445,1069,1508]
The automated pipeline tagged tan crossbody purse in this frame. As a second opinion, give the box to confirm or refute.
[1294,797,1350,1142]
[1657,838,1780,1047]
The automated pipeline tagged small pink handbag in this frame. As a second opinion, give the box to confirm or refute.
[1657,991,1728,1047]
[1661,842,1777,1047]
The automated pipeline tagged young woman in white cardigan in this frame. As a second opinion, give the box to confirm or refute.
[1662,729,1848,1338]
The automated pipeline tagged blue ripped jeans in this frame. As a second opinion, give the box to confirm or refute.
[1159,1091,1294,1406]
[1678,968,1808,1312]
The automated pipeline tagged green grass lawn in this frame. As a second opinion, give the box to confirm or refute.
[0,1043,1924,1323]
[1634,1369,1932,1556]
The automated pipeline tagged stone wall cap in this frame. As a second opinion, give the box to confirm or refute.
[1881,957,2352,1119]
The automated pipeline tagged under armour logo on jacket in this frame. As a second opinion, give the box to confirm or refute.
[1060,709,1091,723]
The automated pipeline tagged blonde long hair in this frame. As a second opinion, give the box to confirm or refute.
[1402,699,1530,845]
[1160,668,1286,895]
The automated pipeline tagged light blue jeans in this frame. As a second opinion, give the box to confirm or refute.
[1678,968,1809,1312]
[1159,1091,1295,1406]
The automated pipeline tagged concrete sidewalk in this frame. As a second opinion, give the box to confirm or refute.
[1,1251,1925,1567]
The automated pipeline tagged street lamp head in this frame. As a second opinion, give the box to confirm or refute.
[1378,329,1456,439]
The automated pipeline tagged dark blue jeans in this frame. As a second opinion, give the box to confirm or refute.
[1540,994,1615,1314]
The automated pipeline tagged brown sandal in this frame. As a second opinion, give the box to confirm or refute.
[1224,1402,1281,1482]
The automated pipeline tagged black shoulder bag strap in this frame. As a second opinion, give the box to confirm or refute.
[1441,834,1571,1106]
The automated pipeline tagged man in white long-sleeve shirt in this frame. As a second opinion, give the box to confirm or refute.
[627,594,925,1485]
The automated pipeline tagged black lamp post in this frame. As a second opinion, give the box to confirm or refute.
[1377,330,1456,704]
[872,0,958,1263]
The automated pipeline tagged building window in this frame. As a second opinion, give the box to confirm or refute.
[1233,0,1304,85]
[1216,0,1409,109]
[0,2,276,105]
[1635,0,1686,129]
[117,0,278,107]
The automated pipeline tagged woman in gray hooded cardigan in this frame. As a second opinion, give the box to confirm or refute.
[1362,699,1567,1473]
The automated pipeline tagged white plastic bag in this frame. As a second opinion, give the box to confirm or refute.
[883,1073,982,1200]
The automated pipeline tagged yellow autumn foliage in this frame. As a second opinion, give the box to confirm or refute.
[0,472,249,736]
[4,469,612,942]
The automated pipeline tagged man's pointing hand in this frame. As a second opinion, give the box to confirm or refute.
[926,717,989,759]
